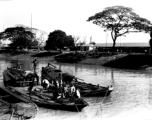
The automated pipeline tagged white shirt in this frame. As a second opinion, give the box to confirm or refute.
[76,90,81,98]
[42,79,50,88]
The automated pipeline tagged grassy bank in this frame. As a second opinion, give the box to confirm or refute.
[0,50,151,70]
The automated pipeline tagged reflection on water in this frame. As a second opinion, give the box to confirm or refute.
[1,60,152,120]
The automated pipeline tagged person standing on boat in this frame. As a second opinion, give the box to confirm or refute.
[59,73,63,97]
[75,88,81,98]
[62,81,69,98]
[32,59,38,73]
[70,84,76,97]
[53,80,60,100]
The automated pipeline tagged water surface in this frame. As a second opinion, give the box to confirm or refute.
[1,59,152,120]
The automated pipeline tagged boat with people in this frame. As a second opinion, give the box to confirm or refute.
[41,64,114,97]
[0,86,38,120]
[3,67,89,112]
[6,86,88,112]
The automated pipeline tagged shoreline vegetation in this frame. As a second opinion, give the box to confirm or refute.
[0,50,152,70]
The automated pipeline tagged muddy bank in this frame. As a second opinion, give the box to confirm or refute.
[103,54,152,69]
[79,54,128,65]
[54,52,152,69]
[0,50,151,69]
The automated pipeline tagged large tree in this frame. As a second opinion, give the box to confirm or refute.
[0,26,35,50]
[87,6,152,53]
[45,30,74,52]
[16,25,48,51]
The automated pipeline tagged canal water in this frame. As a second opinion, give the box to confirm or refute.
[0,59,152,120]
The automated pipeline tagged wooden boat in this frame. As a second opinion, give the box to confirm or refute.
[3,67,88,112]
[74,81,113,97]
[6,86,88,112]
[0,87,38,120]
[3,67,39,87]
[41,65,113,97]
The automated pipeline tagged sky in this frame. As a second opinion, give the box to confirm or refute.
[0,0,151,43]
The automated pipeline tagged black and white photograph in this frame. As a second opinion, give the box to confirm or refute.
[0,0,152,120]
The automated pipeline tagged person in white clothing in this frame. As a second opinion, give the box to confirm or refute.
[75,89,81,98]
[42,79,50,90]
[70,84,76,96]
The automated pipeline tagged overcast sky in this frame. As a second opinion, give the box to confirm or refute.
[0,0,151,43]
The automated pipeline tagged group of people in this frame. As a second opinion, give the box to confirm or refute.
[42,73,81,100]
[15,58,81,100]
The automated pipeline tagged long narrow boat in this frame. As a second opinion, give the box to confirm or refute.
[41,65,113,97]
[3,68,88,112]
[0,87,38,120]
[6,86,88,112]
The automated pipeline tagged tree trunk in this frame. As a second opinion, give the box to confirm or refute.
[149,38,152,54]
[37,46,40,52]
[75,46,78,53]
[111,31,117,55]
[112,39,116,55]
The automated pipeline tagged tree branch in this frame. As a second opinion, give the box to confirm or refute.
[117,30,129,37]
[117,30,140,37]
[111,29,114,40]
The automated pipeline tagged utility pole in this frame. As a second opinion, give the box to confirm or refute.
[31,13,32,31]
[106,32,108,47]
[90,35,92,43]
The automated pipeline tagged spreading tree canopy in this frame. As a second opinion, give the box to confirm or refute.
[87,6,152,53]
[15,25,47,50]
[45,30,74,52]
[0,26,35,50]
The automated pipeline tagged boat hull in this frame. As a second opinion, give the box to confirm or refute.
[7,87,88,112]
[80,89,112,97]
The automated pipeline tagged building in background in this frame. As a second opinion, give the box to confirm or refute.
[81,43,150,53]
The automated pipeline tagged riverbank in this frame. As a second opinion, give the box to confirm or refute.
[0,50,152,69]
[0,50,60,61]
